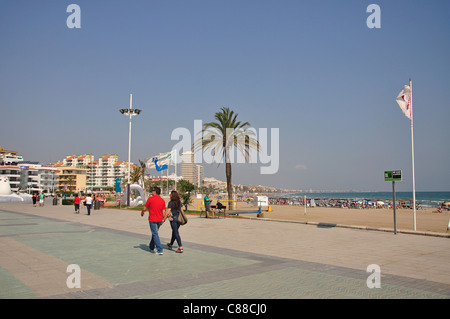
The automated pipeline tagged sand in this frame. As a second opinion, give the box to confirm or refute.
[191,198,450,234]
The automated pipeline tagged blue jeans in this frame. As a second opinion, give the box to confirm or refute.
[149,222,162,253]
[169,218,182,247]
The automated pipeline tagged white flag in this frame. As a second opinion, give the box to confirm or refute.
[146,150,175,169]
[396,85,412,121]
[157,150,175,166]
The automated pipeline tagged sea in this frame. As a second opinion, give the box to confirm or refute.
[271,191,450,208]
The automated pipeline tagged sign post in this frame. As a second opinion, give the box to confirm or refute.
[385,170,402,234]
[304,195,307,215]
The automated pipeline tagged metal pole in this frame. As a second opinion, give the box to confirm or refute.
[410,78,417,231]
[127,183,130,207]
[128,94,132,184]
[127,94,133,206]
[392,181,397,235]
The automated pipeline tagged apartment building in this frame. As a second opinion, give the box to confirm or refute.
[0,147,23,192]
[18,163,58,194]
[87,155,129,189]
[55,154,132,191]
[56,166,88,193]
[63,154,94,167]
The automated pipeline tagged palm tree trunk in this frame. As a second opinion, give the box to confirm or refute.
[224,138,233,206]
[226,162,232,200]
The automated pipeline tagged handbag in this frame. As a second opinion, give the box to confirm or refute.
[177,210,188,225]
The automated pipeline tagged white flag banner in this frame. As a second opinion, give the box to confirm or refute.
[396,85,412,121]
[157,150,175,166]
[146,150,176,170]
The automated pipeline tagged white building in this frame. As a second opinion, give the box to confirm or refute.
[56,154,132,191]
[88,154,128,189]
[18,163,58,194]
[0,147,23,192]
[63,154,94,167]
[0,147,57,194]
[203,177,226,190]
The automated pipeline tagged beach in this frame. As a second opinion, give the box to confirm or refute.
[192,198,450,234]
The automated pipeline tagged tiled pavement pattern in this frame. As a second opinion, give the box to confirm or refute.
[0,202,449,299]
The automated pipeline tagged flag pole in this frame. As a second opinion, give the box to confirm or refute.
[410,78,417,231]
[174,151,177,191]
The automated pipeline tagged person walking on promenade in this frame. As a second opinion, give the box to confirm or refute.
[32,192,37,207]
[74,194,81,214]
[85,193,93,215]
[39,192,45,207]
[164,190,184,253]
[141,187,166,255]
[204,193,214,218]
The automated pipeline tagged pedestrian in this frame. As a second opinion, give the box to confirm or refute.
[204,193,214,218]
[85,193,93,215]
[164,190,184,253]
[32,192,37,207]
[141,187,166,255]
[39,192,45,207]
[74,194,81,214]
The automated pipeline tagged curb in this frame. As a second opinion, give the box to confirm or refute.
[248,216,450,238]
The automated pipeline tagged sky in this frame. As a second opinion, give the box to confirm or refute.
[1,0,449,192]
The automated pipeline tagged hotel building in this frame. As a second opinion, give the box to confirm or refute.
[181,151,203,186]
[54,154,133,192]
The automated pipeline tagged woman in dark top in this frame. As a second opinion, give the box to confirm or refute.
[165,190,183,253]
[32,192,37,207]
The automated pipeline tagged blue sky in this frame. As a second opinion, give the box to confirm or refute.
[1,0,449,191]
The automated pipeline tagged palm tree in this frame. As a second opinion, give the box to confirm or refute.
[138,159,146,186]
[193,107,260,204]
[130,166,141,184]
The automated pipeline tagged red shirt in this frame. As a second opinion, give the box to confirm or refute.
[144,195,166,222]
[74,196,80,204]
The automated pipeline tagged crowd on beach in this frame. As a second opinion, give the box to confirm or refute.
[267,197,427,210]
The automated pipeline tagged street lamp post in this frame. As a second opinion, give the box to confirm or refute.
[119,93,141,206]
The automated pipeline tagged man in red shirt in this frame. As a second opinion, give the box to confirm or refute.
[74,194,81,214]
[141,187,166,255]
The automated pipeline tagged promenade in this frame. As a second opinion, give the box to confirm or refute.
[0,200,449,300]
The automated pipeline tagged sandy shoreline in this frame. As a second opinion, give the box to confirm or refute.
[191,198,450,234]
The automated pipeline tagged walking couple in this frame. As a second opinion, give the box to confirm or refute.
[141,187,184,255]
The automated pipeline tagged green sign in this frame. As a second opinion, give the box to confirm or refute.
[384,170,402,181]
